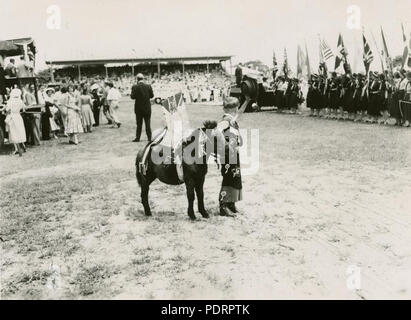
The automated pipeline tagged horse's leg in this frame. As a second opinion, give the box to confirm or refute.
[185,179,196,220]
[141,180,151,216]
[140,173,155,216]
[195,175,209,218]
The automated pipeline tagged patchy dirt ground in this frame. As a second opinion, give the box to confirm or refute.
[1,99,411,299]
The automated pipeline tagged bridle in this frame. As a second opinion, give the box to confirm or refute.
[199,128,222,168]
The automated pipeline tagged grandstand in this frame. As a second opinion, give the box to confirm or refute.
[45,54,233,81]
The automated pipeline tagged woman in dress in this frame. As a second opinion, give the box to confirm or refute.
[41,88,52,140]
[63,85,83,145]
[5,88,26,156]
[56,86,68,136]
[79,87,95,133]
[44,88,60,138]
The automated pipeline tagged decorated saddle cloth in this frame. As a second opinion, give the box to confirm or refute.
[138,92,191,182]
[138,127,168,175]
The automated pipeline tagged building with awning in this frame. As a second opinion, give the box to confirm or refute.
[45,54,233,81]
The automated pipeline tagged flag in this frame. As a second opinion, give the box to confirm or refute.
[283,47,289,77]
[297,45,304,78]
[381,26,393,75]
[335,33,351,74]
[162,92,183,114]
[272,50,278,80]
[161,91,190,149]
[401,23,409,69]
[318,36,328,77]
[408,31,411,69]
[273,51,278,72]
[362,33,374,74]
[320,38,334,61]
[370,30,385,72]
[305,42,311,78]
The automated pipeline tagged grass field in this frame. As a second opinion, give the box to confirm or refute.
[1,98,411,299]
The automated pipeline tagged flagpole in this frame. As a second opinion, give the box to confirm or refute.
[370,28,384,73]
[362,27,369,80]
[401,22,409,70]
[305,41,311,79]
[381,26,394,84]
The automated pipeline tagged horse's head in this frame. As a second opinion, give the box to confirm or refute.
[178,121,226,165]
[201,120,226,160]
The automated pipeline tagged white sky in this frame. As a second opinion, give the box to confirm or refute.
[1,0,410,72]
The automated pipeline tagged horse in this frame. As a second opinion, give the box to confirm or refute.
[135,121,226,220]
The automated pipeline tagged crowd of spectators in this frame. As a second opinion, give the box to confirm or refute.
[53,64,231,103]
[0,63,232,155]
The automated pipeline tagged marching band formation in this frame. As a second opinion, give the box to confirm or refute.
[304,70,411,125]
[266,26,411,127]
[268,70,411,126]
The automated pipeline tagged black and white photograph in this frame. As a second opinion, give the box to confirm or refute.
[0,0,411,303]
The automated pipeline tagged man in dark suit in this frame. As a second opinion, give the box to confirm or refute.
[235,63,243,87]
[131,73,154,142]
[5,58,17,78]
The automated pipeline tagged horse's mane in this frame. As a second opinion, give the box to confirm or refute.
[180,120,217,148]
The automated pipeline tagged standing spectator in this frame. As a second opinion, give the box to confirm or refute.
[64,85,83,145]
[131,73,153,142]
[90,84,102,126]
[16,56,32,78]
[5,88,26,156]
[44,88,60,139]
[40,89,53,140]
[79,88,95,132]
[101,82,112,125]
[235,63,243,87]
[5,58,17,78]
[55,86,68,136]
[23,83,41,146]
[0,55,6,99]
[106,82,121,128]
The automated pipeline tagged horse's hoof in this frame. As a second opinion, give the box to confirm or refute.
[200,211,210,219]
[144,212,152,217]
[188,214,196,220]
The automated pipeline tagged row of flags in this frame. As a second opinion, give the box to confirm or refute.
[273,24,411,80]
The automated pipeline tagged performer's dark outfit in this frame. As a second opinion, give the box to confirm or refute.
[342,78,354,113]
[235,66,243,87]
[218,113,243,215]
[352,79,363,113]
[328,78,340,110]
[368,79,384,117]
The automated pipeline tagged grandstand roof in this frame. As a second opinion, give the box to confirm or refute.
[46,55,232,66]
